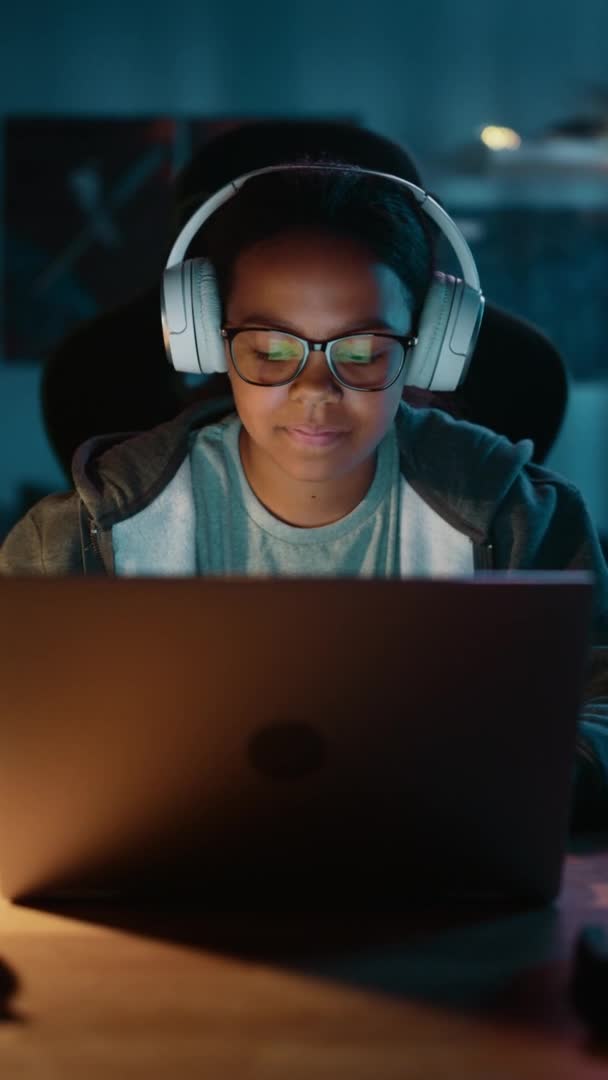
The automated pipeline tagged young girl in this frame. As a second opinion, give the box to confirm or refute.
[2,164,607,824]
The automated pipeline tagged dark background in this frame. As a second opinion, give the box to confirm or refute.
[1,0,607,542]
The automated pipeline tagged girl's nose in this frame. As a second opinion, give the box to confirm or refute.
[288,350,342,401]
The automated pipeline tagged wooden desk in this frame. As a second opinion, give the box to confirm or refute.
[1,846,608,1079]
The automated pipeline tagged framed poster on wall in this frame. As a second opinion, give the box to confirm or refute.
[2,116,356,364]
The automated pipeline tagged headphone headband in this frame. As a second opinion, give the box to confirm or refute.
[162,162,485,390]
[164,164,480,294]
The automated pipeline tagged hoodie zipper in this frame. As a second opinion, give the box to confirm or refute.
[79,501,105,574]
[89,522,101,568]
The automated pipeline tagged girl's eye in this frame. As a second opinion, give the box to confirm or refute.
[255,349,294,362]
[339,351,385,364]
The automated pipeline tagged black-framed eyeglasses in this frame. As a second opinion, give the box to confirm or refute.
[220,326,418,391]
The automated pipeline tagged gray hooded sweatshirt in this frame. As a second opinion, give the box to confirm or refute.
[2,396,608,826]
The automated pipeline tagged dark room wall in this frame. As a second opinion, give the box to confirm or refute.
[1,0,607,537]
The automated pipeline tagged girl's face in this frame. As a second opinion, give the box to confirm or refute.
[223,229,414,512]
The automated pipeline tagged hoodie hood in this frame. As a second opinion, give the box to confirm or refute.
[71,396,535,544]
[71,397,232,529]
[394,404,534,543]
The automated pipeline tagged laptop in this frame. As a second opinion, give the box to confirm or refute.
[0,573,594,906]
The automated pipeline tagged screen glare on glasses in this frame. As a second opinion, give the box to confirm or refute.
[228,329,408,390]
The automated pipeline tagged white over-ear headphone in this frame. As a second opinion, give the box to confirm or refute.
[161,165,485,391]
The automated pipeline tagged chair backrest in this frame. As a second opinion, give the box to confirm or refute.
[404,301,568,464]
[40,119,569,478]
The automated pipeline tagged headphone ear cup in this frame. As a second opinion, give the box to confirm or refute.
[161,259,228,374]
[405,272,483,392]
[190,258,228,374]
[161,263,199,374]
[404,273,460,391]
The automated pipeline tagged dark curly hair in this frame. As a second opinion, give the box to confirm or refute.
[187,160,437,331]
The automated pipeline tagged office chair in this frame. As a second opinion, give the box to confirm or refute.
[40,120,569,481]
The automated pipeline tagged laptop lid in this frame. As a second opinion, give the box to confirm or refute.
[0,573,594,905]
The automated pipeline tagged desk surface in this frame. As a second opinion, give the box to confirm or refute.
[1,847,608,1079]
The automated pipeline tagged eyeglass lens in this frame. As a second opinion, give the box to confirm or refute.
[231,330,404,389]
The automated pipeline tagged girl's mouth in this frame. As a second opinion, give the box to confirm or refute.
[284,426,347,447]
